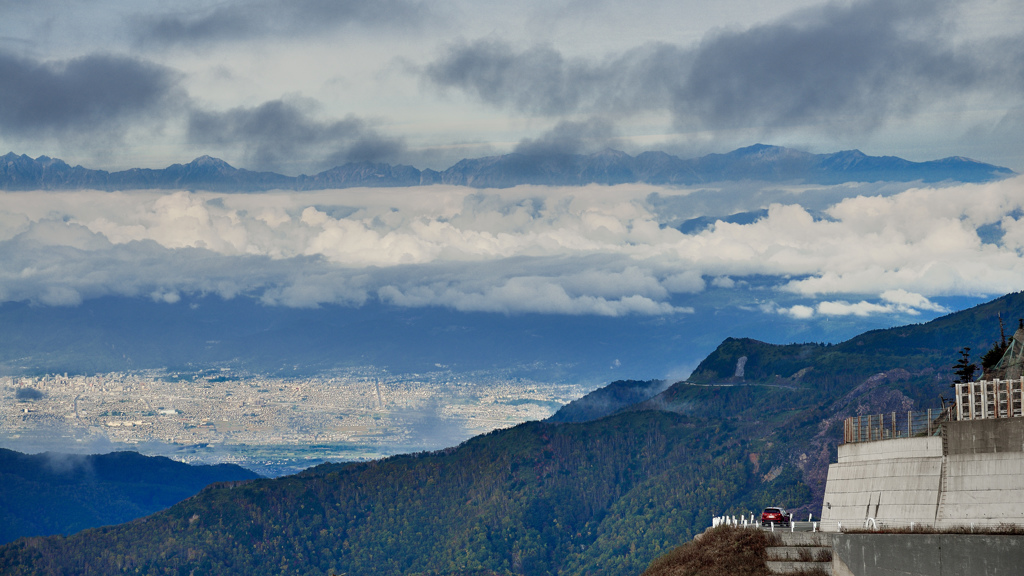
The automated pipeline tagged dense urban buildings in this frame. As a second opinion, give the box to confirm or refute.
[2,369,583,475]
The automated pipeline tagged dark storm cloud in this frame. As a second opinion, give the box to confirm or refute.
[424,39,591,115]
[424,39,687,116]
[140,0,431,46]
[424,0,1020,135]
[672,0,981,133]
[187,99,405,172]
[0,51,181,138]
[513,117,618,157]
[984,34,1024,91]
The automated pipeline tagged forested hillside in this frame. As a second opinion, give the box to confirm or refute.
[546,379,667,423]
[0,411,801,576]
[638,290,1024,508]
[684,290,1024,407]
[0,450,260,544]
[1,292,1021,575]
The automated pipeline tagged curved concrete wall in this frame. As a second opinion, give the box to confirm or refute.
[822,437,943,527]
[821,418,1024,529]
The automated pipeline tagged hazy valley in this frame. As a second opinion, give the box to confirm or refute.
[4,368,581,476]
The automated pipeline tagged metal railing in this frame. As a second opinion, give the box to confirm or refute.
[843,408,951,444]
[712,515,1024,533]
[955,378,1024,420]
[711,514,823,533]
[841,378,1024,444]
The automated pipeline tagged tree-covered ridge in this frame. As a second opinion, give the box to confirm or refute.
[4,292,1023,575]
[546,379,667,423]
[0,449,260,544]
[0,411,804,576]
[687,291,1024,396]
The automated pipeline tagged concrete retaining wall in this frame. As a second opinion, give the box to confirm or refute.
[942,453,1024,521]
[822,418,1024,528]
[838,437,943,462]
[821,438,943,527]
[946,418,1024,455]
[832,533,1024,576]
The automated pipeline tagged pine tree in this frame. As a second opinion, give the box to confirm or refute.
[953,347,977,383]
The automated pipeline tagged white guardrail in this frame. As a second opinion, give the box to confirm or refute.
[711,515,1024,533]
[711,513,823,532]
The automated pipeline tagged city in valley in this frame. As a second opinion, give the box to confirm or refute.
[1,369,587,476]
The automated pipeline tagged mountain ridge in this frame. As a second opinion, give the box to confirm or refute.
[2,292,1022,575]
[0,448,260,545]
[1,144,1013,191]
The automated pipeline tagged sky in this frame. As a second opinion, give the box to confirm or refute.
[1,0,1024,367]
[0,0,1022,174]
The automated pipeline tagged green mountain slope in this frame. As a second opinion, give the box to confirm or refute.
[681,290,1024,422]
[0,412,800,576]
[0,449,261,544]
[634,290,1024,511]
[546,379,667,423]
[1,292,1021,575]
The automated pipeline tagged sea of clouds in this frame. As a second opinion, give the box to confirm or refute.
[1,176,1022,319]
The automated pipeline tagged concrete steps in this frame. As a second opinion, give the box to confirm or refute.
[767,533,834,575]
[776,532,835,547]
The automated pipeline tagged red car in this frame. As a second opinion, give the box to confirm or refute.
[761,507,791,526]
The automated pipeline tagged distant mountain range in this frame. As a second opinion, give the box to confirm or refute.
[0,144,1014,191]
[0,449,259,544]
[3,292,1021,575]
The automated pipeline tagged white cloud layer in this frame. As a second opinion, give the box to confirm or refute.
[777,291,951,319]
[1,176,1022,316]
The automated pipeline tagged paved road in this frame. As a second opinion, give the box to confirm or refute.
[761,521,821,533]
